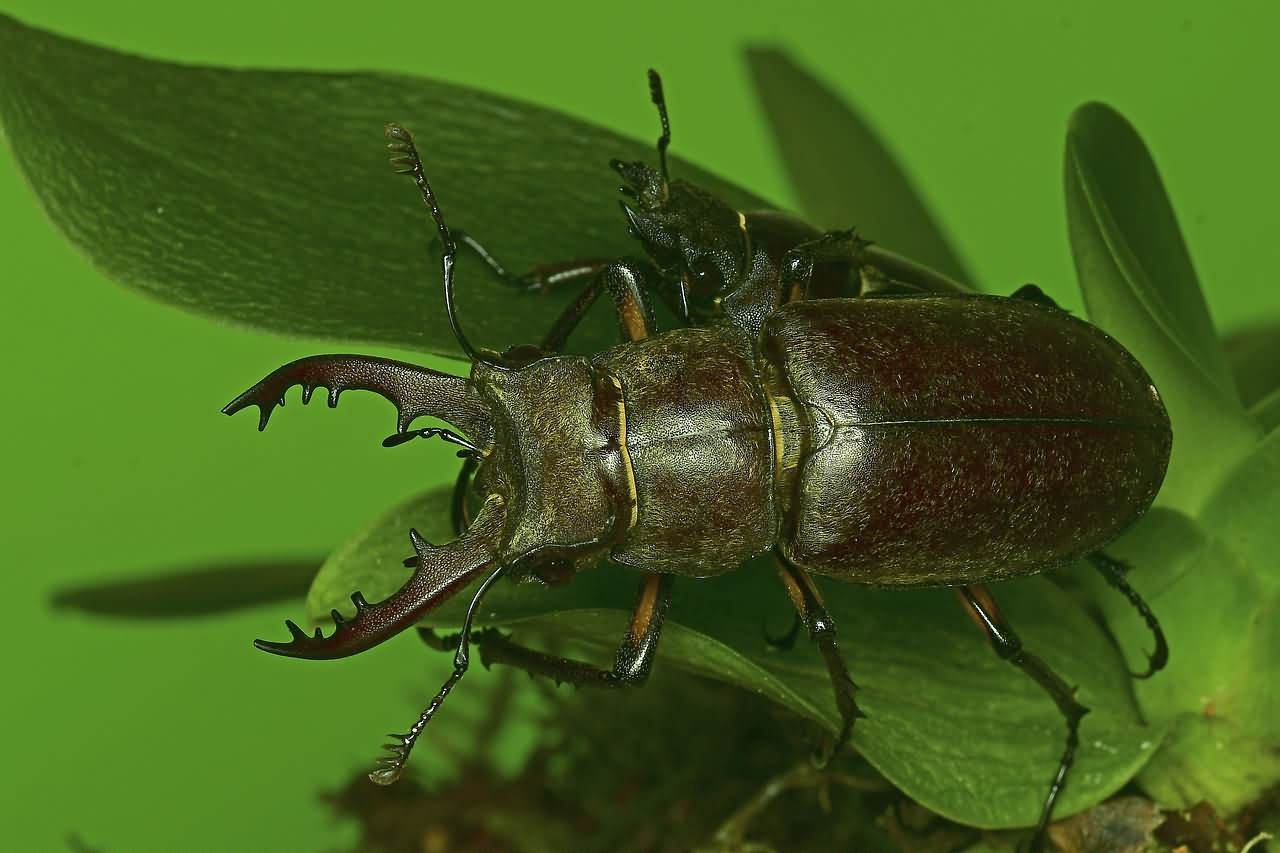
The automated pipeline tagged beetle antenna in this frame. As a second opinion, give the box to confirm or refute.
[646,69,671,196]
[369,559,510,785]
[385,123,507,371]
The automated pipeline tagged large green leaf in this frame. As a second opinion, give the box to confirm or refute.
[1128,428,1280,812]
[0,13,767,357]
[1064,103,1280,813]
[300,485,1161,831]
[1064,102,1262,509]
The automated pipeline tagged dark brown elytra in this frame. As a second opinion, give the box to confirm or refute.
[225,72,1171,853]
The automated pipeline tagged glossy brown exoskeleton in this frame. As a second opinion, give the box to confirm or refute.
[226,77,1171,853]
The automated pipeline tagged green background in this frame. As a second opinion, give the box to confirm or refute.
[2,2,1276,851]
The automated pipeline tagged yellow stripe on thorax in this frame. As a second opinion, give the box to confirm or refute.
[609,375,639,533]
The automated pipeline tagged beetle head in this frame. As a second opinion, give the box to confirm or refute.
[612,158,747,322]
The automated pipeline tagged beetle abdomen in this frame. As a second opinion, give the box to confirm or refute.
[762,297,1171,586]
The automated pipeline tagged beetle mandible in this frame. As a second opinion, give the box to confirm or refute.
[226,77,1171,851]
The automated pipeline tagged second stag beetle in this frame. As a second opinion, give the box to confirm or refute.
[225,72,1172,851]
[457,70,968,361]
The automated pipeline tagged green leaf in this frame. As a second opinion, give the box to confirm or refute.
[745,48,971,287]
[1064,102,1262,509]
[1074,428,1280,813]
[1064,103,1280,813]
[1251,387,1280,435]
[1133,427,1280,812]
[0,13,767,357]
[303,485,1162,831]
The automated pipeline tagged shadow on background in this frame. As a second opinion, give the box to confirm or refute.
[51,559,319,619]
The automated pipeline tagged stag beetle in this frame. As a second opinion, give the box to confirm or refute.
[226,76,1171,852]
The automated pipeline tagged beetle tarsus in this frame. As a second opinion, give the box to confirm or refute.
[1088,551,1168,678]
[813,629,864,765]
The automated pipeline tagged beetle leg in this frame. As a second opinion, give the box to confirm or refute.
[451,229,668,354]
[453,229,614,294]
[420,572,675,687]
[859,245,969,295]
[601,258,661,341]
[1087,552,1169,678]
[452,229,620,354]
[539,257,663,350]
[777,230,936,300]
[779,229,868,303]
[512,256,663,353]
[780,234,970,302]
[772,550,864,762]
[955,584,1089,853]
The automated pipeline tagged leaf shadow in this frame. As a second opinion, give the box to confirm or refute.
[51,559,319,619]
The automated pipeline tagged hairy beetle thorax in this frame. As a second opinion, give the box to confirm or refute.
[592,324,778,577]
[469,357,632,578]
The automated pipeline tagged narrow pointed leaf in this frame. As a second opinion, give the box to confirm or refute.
[746,47,970,287]
[1065,103,1232,389]
[302,486,1161,830]
[1064,102,1261,507]
[0,14,768,357]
